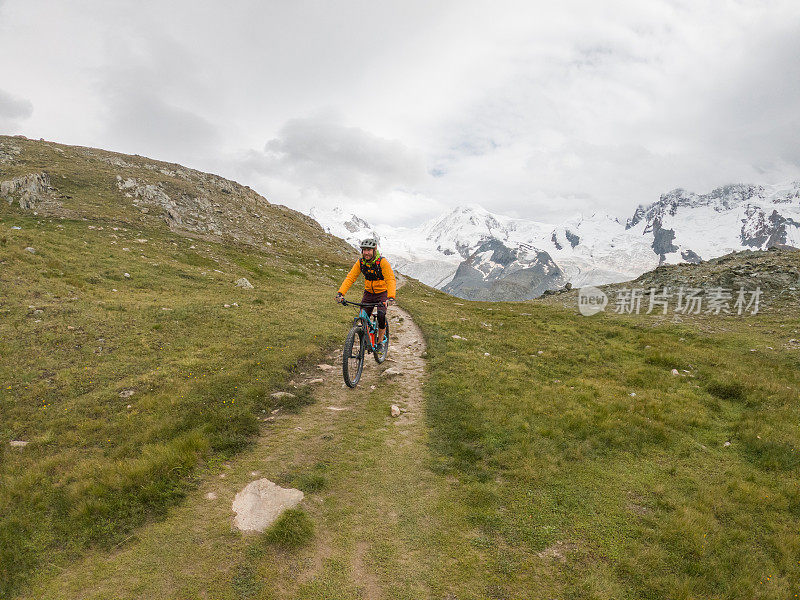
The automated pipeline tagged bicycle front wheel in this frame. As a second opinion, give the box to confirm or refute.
[374,321,390,364]
[343,325,366,388]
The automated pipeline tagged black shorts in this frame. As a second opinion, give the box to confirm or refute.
[361,290,387,328]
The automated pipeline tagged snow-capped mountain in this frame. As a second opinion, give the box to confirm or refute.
[309,205,464,289]
[308,206,379,248]
[442,239,566,301]
[625,182,800,263]
[308,181,800,300]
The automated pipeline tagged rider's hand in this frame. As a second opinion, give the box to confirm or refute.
[336,292,344,304]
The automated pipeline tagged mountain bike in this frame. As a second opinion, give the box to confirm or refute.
[339,300,390,388]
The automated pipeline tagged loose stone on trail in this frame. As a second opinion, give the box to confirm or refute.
[232,479,304,532]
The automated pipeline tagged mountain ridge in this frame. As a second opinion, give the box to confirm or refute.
[1,135,353,263]
[310,180,800,300]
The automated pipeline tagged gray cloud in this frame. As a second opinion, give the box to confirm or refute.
[244,114,426,198]
[92,25,222,162]
[418,1,800,221]
[0,0,799,225]
[693,27,800,167]
[0,88,33,131]
[101,91,220,161]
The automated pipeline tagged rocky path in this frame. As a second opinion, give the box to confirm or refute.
[25,295,472,600]
[314,303,427,421]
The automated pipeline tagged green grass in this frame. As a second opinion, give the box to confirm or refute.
[5,136,800,599]
[19,270,800,599]
[262,509,315,549]
[399,278,800,600]
[0,206,352,597]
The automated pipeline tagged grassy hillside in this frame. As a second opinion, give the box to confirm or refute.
[4,135,800,599]
[400,271,800,599]
[0,135,350,258]
[0,138,356,596]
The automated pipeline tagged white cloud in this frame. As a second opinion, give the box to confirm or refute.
[0,88,33,132]
[257,113,425,196]
[0,0,798,224]
[227,113,435,226]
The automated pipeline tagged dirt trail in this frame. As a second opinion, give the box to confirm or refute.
[315,302,427,419]
[26,279,458,600]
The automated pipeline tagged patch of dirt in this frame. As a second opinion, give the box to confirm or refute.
[537,540,577,561]
[351,540,382,600]
[298,532,334,585]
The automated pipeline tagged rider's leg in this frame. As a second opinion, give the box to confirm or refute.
[376,306,387,346]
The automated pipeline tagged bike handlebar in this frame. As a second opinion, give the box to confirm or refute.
[340,299,386,308]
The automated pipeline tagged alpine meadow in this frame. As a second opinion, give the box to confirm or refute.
[2,134,800,600]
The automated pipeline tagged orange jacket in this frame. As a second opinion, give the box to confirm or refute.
[338,255,397,297]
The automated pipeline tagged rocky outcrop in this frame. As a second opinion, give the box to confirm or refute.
[681,249,702,263]
[741,206,800,248]
[0,135,353,260]
[565,229,580,248]
[116,176,185,227]
[0,172,55,210]
[0,141,21,164]
[625,247,800,295]
[649,217,678,262]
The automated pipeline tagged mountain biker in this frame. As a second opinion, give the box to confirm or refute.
[336,237,396,350]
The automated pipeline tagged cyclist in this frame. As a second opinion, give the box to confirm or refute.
[336,237,396,351]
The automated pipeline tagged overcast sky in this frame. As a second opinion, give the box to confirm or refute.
[1,0,799,226]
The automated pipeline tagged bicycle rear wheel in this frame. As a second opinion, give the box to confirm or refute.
[343,325,366,388]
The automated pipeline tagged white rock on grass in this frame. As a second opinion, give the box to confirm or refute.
[390,405,401,417]
[307,378,324,385]
[25,247,35,254]
[270,391,295,399]
[9,440,29,448]
[451,335,467,340]
[235,277,254,289]
[119,389,135,398]
[671,368,680,376]
[232,479,304,532]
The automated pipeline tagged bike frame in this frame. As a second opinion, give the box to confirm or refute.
[341,300,385,352]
